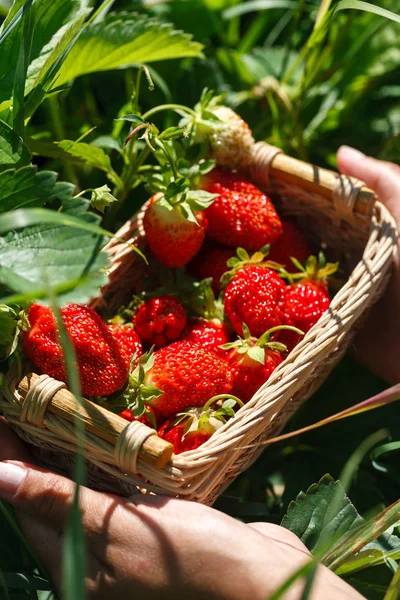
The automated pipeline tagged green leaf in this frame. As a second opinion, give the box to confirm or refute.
[0,304,19,359]
[281,474,364,553]
[0,165,73,212]
[27,137,121,184]
[53,12,204,88]
[0,194,110,305]
[57,140,112,172]
[0,0,81,102]
[333,1,400,25]
[0,119,31,169]
[24,8,91,95]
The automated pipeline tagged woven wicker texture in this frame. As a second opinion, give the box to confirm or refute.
[1,142,397,505]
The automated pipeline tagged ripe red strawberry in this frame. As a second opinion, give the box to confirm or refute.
[125,342,233,417]
[119,405,162,429]
[143,191,214,268]
[108,324,142,369]
[200,168,282,250]
[281,255,338,350]
[180,317,230,355]
[268,220,312,272]
[134,296,187,348]
[158,396,240,454]
[224,265,287,337]
[187,240,236,295]
[23,304,129,397]
[222,325,301,403]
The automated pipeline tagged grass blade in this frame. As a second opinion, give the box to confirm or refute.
[384,567,400,600]
[222,0,296,19]
[0,0,34,46]
[314,0,333,29]
[323,499,400,571]
[12,0,34,139]
[47,286,87,600]
[334,1,400,24]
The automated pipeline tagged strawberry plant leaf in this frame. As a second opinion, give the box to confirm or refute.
[52,12,204,88]
[281,474,364,553]
[24,8,91,95]
[27,138,121,185]
[0,165,72,212]
[0,304,19,359]
[282,474,400,569]
[0,120,31,170]
[0,186,110,305]
[0,0,81,102]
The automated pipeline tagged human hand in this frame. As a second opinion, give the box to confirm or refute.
[0,419,363,600]
[337,146,400,384]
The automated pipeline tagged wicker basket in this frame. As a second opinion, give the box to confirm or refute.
[1,142,397,505]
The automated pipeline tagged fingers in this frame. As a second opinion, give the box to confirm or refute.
[337,146,400,221]
[0,459,115,533]
[247,522,311,555]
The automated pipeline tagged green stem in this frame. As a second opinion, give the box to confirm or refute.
[204,394,244,411]
[47,96,78,185]
[142,103,195,121]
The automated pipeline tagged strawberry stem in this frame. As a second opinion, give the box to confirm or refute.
[203,394,244,411]
[142,104,196,120]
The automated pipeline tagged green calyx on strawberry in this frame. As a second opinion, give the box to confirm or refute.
[158,394,243,454]
[220,323,303,364]
[120,349,164,420]
[282,253,339,286]
[220,245,282,289]
[121,340,233,417]
[143,154,219,268]
[221,324,303,403]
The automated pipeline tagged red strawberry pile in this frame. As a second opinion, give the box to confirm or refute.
[21,96,340,457]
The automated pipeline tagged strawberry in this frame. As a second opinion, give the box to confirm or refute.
[221,325,302,403]
[134,296,187,348]
[182,90,255,169]
[224,263,287,338]
[158,396,241,454]
[108,324,142,369]
[281,255,338,350]
[201,168,282,250]
[23,304,129,397]
[187,240,236,295]
[180,317,230,355]
[268,220,312,272]
[124,342,233,417]
[143,194,209,268]
[119,405,162,429]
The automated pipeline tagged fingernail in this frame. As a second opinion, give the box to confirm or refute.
[0,462,27,500]
[339,145,366,160]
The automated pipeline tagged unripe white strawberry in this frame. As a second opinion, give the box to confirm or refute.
[181,90,255,170]
[207,105,255,169]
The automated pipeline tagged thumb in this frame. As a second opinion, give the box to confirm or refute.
[0,460,113,531]
[337,146,400,221]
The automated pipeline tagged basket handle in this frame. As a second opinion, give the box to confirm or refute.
[250,141,376,217]
[18,373,173,470]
